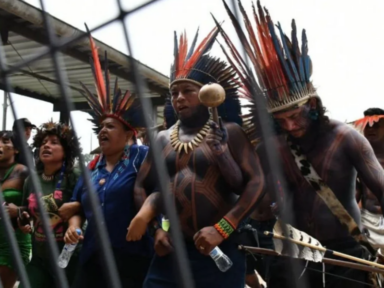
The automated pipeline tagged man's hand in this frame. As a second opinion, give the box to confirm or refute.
[206,119,228,156]
[58,202,81,222]
[17,211,31,234]
[64,225,83,244]
[126,216,149,242]
[6,203,18,218]
[193,226,224,256]
[154,229,173,257]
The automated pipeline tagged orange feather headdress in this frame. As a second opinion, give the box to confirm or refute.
[80,25,144,135]
[354,115,384,134]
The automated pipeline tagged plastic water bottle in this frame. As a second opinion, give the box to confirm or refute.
[209,246,233,272]
[57,229,81,268]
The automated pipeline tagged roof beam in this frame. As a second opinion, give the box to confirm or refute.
[7,20,168,96]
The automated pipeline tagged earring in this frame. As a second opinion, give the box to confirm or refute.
[309,109,319,120]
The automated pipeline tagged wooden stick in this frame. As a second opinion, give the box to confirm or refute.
[265,231,384,270]
[211,107,219,123]
[239,246,384,274]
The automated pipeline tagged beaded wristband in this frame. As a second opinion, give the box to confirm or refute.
[214,217,235,239]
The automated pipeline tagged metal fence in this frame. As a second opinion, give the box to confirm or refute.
[0,0,309,287]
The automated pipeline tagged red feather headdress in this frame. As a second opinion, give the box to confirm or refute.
[214,0,318,114]
[169,27,243,125]
[80,25,144,135]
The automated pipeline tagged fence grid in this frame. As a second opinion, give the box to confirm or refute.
[0,0,313,287]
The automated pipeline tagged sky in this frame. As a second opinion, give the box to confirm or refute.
[1,0,384,153]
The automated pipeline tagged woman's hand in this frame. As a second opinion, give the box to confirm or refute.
[58,202,81,222]
[17,212,32,234]
[64,225,83,244]
[126,215,149,242]
[6,203,19,218]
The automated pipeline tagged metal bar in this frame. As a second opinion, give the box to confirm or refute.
[37,0,123,287]
[228,1,309,287]
[119,0,195,287]
[2,91,7,130]
[0,188,31,288]
[0,38,70,288]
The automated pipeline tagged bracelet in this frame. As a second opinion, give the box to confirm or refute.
[214,217,235,239]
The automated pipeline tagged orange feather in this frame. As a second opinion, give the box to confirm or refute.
[89,35,107,109]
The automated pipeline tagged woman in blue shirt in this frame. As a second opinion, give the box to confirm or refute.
[64,33,153,288]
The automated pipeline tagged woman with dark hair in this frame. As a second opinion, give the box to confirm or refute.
[0,130,30,288]
[18,121,81,288]
[64,32,153,288]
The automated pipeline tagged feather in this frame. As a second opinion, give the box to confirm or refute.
[301,29,311,82]
[104,51,111,112]
[178,31,188,71]
[276,22,300,91]
[181,26,218,77]
[186,28,199,61]
[291,20,305,83]
[272,220,325,263]
[85,24,107,110]
[112,77,121,113]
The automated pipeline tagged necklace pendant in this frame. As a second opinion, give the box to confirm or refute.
[99,178,106,186]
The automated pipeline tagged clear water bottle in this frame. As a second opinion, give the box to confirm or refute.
[209,246,233,272]
[57,229,81,268]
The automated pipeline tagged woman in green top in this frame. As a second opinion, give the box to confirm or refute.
[0,130,30,288]
[18,121,82,288]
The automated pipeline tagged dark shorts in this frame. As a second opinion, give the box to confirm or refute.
[268,237,369,288]
[72,250,151,288]
[245,218,276,278]
[143,240,246,288]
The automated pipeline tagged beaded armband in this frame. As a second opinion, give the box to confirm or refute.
[214,217,235,239]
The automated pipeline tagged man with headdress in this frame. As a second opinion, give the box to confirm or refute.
[355,108,384,254]
[127,27,265,288]
[216,1,384,287]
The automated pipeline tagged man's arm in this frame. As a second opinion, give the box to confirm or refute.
[223,123,265,227]
[206,121,244,192]
[133,132,164,211]
[346,129,384,215]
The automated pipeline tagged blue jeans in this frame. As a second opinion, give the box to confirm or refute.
[144,240,245,288]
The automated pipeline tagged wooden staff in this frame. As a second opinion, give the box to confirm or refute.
[265,231,384,270]
[239,246,384,275]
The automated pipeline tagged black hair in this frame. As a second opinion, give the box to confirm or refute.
[364,108,384,116]
[0,130,20,162]
[273,98,330,135]
[33,122,81,173]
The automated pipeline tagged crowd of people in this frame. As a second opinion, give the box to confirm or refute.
[1,1,384,288]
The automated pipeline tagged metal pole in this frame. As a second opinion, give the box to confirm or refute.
[2,91,8,130]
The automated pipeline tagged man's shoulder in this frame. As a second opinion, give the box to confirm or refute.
[327,119,362,141]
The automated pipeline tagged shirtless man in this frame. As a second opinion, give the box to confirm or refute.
[355,108,384,252]
[218,1,384,287]
[127,28,264,288]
